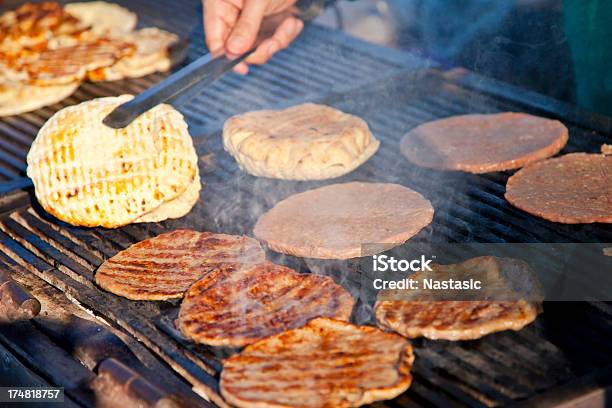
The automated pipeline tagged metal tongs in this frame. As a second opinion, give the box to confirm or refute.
[103,0,324,129]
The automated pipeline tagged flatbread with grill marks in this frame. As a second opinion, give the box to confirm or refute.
[505,153,612,223]
[223,103,380,180]
[254,182,434,259]
[133,168,201,223]
[400,112,568,173]
[177,261,355,347]
[374,256,542,340]
[27,95,197,228]
[95,230,265,300]
[1,38,134,85]
[87,28,178,82]
[0,2,88,52]
[220,317,414,408]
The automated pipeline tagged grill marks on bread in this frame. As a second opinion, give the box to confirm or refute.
[96,230,265,300]
[223,103,380,180]
[178,262,355,347]
[2,38,135,84]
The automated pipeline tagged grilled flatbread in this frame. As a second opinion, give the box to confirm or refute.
[374,256,542,340]
[400,112,568,173]
[134,168,201,223]
[27,95,197,228]
[0,80,79,116]
[220,317,414,408]
[178,261,355,347]
[223,103,380,180]
[0,2,88,52]
[254,182,434,259]
[64,1,137,36]
[87,28,178,82]
[505,153,612,223]
[96,230,265,300]
[1,38,134,85]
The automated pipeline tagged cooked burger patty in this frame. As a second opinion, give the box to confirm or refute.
[254,182,434,259]
[400,112,568,173]
[178,261,355,347]
[374,256,542,340]
[505,153,612,223]
[220,317,414,408]
[95,229,265,300]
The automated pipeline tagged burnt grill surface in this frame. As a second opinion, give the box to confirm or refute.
[0,0,423,189]
[0,68,611,407]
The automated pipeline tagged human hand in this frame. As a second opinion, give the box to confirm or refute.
[203,0,304,74]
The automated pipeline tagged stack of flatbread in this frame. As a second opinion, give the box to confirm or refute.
[0,1,179,116]
[27,95,200,228]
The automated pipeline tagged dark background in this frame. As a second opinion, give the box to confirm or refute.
[319,0,575,102]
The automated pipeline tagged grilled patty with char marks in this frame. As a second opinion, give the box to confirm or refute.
[220,317,414,408]
[374,256,542,340]
[178,261,355,347]
[95,229,265,300]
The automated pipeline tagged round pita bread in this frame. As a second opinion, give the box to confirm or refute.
[87,28,178,82]
[0,80,80,116]
[400,112,568,173]
[27,95,198,228]
[254,182,434,259]
[220,318,414,408]
[505,153,612,224]
[64,2,137,36]
[223,103,380,180]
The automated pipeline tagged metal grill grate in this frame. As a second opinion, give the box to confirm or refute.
[0,69,611,407]
[0,0,427,187]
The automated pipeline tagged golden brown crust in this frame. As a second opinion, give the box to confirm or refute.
[223,103,380,180]
[27,95,197,228]
[220,318,413,408]
[0,2,87,52]
[400,112,568,173]
[254,182,434,259]
[95,230,265,300]
[86,27,177,82]
[1,37,134,85]
[178,262,355,347]
[505,153,612,223]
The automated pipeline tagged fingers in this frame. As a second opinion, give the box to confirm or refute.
[203,0,239,55]
[233,62,249,74]
[244,17,303,65]
[226,1,267,57]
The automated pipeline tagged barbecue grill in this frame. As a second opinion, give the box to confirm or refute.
[1,1,612,407]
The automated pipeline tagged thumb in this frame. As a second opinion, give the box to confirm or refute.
[226,1,266,56]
